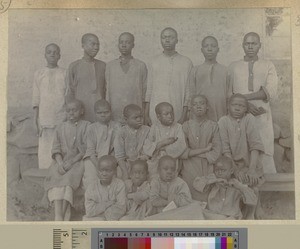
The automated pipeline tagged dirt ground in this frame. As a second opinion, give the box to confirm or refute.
[7,150,295,221]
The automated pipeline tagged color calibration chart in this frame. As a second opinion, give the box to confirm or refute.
[93,228,247,249]
[53,228,247,249]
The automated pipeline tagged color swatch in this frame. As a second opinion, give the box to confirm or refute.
[104,237,233,249]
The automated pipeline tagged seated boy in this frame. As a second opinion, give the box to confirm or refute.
[114,104,150,179]
[150,155,192,215]
[218,94,265,186]
[83,155,126,221]
[193,156,258,220]
[121,160,151,220]
[83,99,120,189]
[143,102,186,178]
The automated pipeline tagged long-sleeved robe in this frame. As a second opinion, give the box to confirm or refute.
[83,121,121,189]
[44,120,90,203]
[218,114,265,177]
[66,58,106,122]
[84,177,126,221]
[180,119,221,201]
[32,66,67,169]
[105,58,147,123]
[143,122,186,178]
[227,58,278,173]
[145,52,193,123]
[150,176,192,214]
[121,179,151,220]
[193,174,258,220]
[189,62,228,121]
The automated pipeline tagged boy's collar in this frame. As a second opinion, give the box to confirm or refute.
[163,50,178,57]
[244,55,258,62]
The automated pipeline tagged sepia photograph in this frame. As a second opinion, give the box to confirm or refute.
[6,8,294,221]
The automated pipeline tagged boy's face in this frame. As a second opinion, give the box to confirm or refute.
[243,35,261,58]
[66,102,82,123]
[214,160,233,180]
[82,35,100,58]
[118,34,134,56]
[157,105,174,126]
[98,160,115,185]
[126,110,143,130]
[201,37,219,61]
[229,97,247,119]
[95,105,111,124]
[45,45,60,65]
[159,158,176,182]
[161,29,178,51]
[131,163,148,186]
[191,96,208,117]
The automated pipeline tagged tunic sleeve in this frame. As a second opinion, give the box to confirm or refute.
[77,121,90,155]
[32,71,40,107]
[193,174,216,193]
[141,62,148,102]
[132,182,151,202]
[165,125,187,158]
[246,115,265,153]
[205,122,222,164]
[105,180,127,220]
[183,60,193,107]
[66,63,76,100]
[84,182,106,217]
[143,125,157,157]
[226,64,234,98]
[114,128,126,161]
[84,125,97,159]
[180,122,191,159]
[172,180,192,207]
[145,61,153,103]
[149,178,161,203]
[218,117,232,155]
[261,61,278,102]
[51,126,62,158]
[188,67,197,107]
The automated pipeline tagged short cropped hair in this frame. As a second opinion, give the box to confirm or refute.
[123,104,142,118]
[81,33,98,45]
[201,36,219,47]
[97,155,118,170]
[161,27,178,38]
[243,32,261,43]
[190,94,208,105]
[94,99,111,112]
[155,102,173,115]
[130,159,149,174]
[119,32,135,43]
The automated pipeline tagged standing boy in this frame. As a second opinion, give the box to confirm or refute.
[66,33,106,122]
[227,32,278,173]
[105,32,147,123]
[32,43,67,169]
[145,27,193,125]
[189,36,228,121]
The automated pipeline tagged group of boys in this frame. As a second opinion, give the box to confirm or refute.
[32,27,278,220]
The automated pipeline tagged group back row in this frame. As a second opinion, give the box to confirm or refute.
[32,27,277,175]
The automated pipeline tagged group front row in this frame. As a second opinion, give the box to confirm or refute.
[44,93,265,221]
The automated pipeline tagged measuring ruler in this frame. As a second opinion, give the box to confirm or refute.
[53,228,91,249]
[53,228,247,249]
